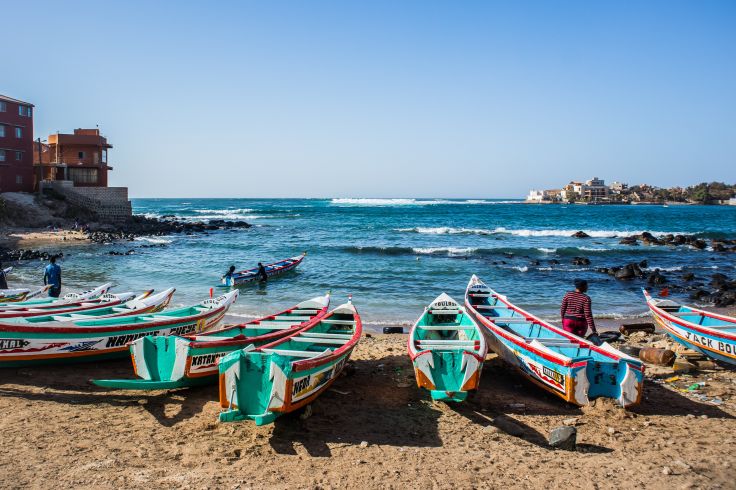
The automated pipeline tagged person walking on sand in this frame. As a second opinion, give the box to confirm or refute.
[560,279,598,338]
[0,262,8,289]
[257,262,268,282]
[43,256,62,298]
[222,265,236,286]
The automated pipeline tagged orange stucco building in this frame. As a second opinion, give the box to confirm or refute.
[34,128,113,187]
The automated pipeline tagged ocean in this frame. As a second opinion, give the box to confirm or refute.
[7,198,736,329]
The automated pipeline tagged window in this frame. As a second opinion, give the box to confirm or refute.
[16,175,23,184]
[0,101,6,112]
[0,150,5,162]
[15,127,22,138]
[78,151,85,159]
[18,105,32,117]
[0,125,4,137]
[15,151,22,161]
[68,167,98,185]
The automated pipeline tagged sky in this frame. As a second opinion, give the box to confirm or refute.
[2,1,735,198]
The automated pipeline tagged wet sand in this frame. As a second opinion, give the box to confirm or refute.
[1,332,735,489]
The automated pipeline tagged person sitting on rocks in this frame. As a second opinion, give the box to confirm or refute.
[43,255,62,298]
[560,279,598,338]
[222,265,236,286]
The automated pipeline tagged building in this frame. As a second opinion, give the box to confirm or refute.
[583,177,608,200]
[34,128,113,187]
[609,181,628,194]
[560,182,582,201]
[728,197,736,206]
[526,189,544,202]
[0,94,34,192]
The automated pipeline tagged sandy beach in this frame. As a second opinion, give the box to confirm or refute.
[1,331,735,489]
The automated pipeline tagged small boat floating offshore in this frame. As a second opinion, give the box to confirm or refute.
[93,293,330,390]
[465,275,644,408]
[219,297,361,426]
[408,293,488,402]
[220,253,305,286]
[644,289,736,365]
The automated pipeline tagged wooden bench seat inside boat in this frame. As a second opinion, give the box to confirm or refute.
[299,332,353,339]
[417,340,478,346]
[273,315,312,321]
[429,310,461,315]
[320,319,356,325]
[291,337,349,345]
[418,325,468,331]
[261,348,325,358]
[252,321,299,329]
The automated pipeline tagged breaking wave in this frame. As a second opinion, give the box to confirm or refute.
[330,198,519,206]
[134,237,173,244]
[395,226,687,238]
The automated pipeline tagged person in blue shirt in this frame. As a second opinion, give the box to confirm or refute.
[43,256,62,297]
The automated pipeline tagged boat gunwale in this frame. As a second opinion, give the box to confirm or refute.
[644,290,736,341]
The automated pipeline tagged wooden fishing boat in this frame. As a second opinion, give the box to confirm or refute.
[465,275,644,407]
[644,290,736,365]
[93,293,330,390]
[0,283,113,311]
[0,285,54,303]
[0,290,237,367]
[0,287,144,319]
[221,253,305,286]
[0,288,173,327]
[219,298,361,425]
[408,293,488,402]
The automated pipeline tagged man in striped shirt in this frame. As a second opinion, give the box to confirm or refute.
[560,279,598,338]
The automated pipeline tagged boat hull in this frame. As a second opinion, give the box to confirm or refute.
[650,309,736,365]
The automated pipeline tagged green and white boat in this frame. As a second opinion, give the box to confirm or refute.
[0,283,113,311]
[0,290,236,367]
[408,293,488,402]
[219,298,361,425]
[93,293,330,390]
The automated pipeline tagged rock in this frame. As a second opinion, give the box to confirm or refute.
[562,417,579,426]
[672,358,697,374]
[529,260,540,266]
[572,231,590,238]
[613,263,643,280]
[619,236,638,245]
[695,360,718,371]
[662,466,673,476]
[646,270,667,285]
[682,272,695,281]
[639,260,649,269]
[571,257,590,266]
[382,327,403,334]
[548,259,560,265]
[548,426,577,450]
[483,425,501,434]
[620,323,655,336]
[607,427,617,435]
[640,232,663,246]
[359,441,369,448]
[493,416,525,437]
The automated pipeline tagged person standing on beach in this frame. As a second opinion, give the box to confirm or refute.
[560,279,598,338]
[257,262,268,282]
[222,265,236,286]
[43,256,62,297]
[0,262,8,289]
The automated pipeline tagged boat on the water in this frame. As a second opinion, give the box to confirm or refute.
[0,288,143,319]
[219,297,361,425]
[0,283,113,311]
[644,289,736,365]
[93,293,330,390]
[220,253,305,286]
[0,288,174,327]
[408,293,487,402]
[465,275,644,407]
[0,290,237,367]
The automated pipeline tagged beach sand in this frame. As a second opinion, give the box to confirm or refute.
[0,229,89,248]
[1,333,735,489]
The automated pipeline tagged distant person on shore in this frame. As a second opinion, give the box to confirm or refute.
[257,262,268,282]
[0,262,8,289]
[44,256,62,297]
[222,265,236,286]
[560,279,598,338]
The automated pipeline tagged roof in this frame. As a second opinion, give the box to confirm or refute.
[0,94,34,107]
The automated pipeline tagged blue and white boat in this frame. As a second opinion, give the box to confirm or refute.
[465,275,644,407]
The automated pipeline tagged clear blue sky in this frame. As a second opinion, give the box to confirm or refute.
[3,1,735,198]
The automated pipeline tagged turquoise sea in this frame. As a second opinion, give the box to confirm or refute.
[7,199,736,329]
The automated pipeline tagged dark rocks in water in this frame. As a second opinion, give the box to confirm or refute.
[682,272,695,281]
[571,257,590,266]
[613,263,644,280]
[503,252,514,259]
[640,232,662,246]
[646,270,667,285]
[691,239,707,250]
[638,260,648,269]
[714,290,736,307]
[549,426,577,450]
[571,231,590,238]
[108,249,135,256]
[0,248,63,262]
[596,267,610,274]
[711,273,730,290]
[548,259,560,265]
[84,215,253,244]
[619,236,638,245]
[529,260,540,266]
[691,289,712,301]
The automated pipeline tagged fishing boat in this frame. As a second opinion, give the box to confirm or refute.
[93,293,330,390]
[407,293,488,402]
[0,285,54,303]
[0,287,142,319]
[0,288,173,327]
[465,275,644,407]
[644,289,736,365]
[219,297,361,425]
[220,253,305,286]
[0,290,237,367]
[0,283,113,310]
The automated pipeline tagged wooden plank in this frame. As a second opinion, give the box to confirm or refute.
[418,325,468,331]
[321,319,356,325]
[300,332,353,339]
[292,337,348,345]
[262,349,324,358]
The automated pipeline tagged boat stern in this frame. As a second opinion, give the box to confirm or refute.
[219,348,280,425]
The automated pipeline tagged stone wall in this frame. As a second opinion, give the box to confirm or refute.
[41,180,132,223]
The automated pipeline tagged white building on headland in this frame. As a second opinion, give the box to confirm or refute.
[610,181,628,193]
[728,197,736,206]
[526,190,545,202]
